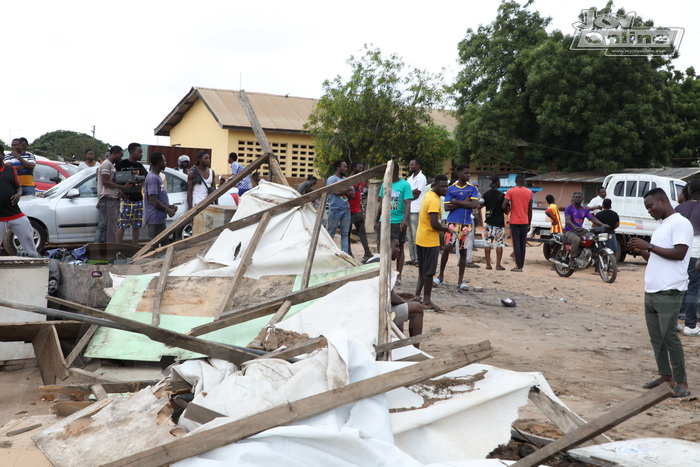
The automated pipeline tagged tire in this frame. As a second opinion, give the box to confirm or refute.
[2,218,47,255]
[618,251,626,263]
[598,252,618,283]
[553,248,575,277]
[175,222,193,240]
[543,242,552,260]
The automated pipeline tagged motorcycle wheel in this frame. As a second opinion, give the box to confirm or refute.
[554,249,575,277]
[598,251,618,283]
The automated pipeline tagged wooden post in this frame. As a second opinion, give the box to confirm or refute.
[189,268,380,336]
[137,164,387,261]
[512,384,673,467]
[151,246,174,326]
[64,325,98,368]
[103,342,492,467]
[237,90,289,186]
[217,212,271,317]
[377,161,394,361]
[32,324,69,384]
[132,153,270,260]
[300,192,328,290]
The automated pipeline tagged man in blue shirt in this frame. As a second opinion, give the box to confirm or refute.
[436,164,479,289]
[326,160,355,254]
[144,152,177,246]
[229,152,253,196]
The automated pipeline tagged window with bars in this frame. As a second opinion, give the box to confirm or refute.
[236,140,316,177]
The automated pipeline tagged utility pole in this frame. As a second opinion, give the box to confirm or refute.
[91,125,95,138]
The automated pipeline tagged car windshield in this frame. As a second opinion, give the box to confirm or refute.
[59,163,79,177]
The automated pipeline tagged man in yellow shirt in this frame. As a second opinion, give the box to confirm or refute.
[415,175,452,312]
[545,194,562,234]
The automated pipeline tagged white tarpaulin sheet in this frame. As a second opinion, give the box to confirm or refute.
[568,438,700,466]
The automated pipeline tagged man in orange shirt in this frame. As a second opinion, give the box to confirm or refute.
[502,175,532,272]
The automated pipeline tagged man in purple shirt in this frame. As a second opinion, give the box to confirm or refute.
[144,152,176,245]
[564,192,606,266]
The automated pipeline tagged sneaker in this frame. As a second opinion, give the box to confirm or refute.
[433,278,442,286]
[677,323,685,332]
[458,283,469,291]
[684,326,700,336]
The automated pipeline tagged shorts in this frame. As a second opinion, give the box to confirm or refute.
[417,245,440,276]
[484,224,506,248]
[118,200,143,229]
[444,223,472,250]
[392,303,409,327]
[376,222,406,247]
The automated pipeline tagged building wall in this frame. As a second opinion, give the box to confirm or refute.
[226,131,317,179]
[169,99,231,175]
[531,181,584,208]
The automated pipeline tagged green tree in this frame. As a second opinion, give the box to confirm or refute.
[453,1,679,172]
[306,45,457,177]
[668,67,700,165]
[31,130,110,162]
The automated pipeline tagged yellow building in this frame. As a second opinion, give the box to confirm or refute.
[155,86,458,180]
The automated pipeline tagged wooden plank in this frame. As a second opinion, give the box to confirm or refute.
[373,332,434,353]
[512,384,673,467]
[0,320,83,342]
[41,380,191,395]
[91,384,108,400]
[266,300,293,326]
[255,336,328,361]
[528,387,612,445]
[183,403,225,425]
[32,325,68,385]
[151,246,174,326]
[188,267,380,336]
[7,423,43,436]
[64,325,98,368]
[132,153,271,260]
[53,401,96,417]
[377,161,394,361]
[68,367,122,383]
[138,164,387,260]
[216,212,271,318]
[300,192,328,290]
[44,296,262,366]
[237,90,289,186]
[103,342,492,467]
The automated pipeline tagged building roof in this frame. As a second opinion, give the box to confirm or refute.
[528,167,700,184]
[155,87,457,136]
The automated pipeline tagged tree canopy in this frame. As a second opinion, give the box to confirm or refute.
[306,45,458,177]
[453,1,692,172]
[30,130,110,162]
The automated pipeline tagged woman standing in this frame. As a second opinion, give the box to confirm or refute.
[187,151,216,209]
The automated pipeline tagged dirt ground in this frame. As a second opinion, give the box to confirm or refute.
[403,240,700,442]
[1,239,699,447]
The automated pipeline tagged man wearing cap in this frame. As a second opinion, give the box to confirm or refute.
[177,155,190,175]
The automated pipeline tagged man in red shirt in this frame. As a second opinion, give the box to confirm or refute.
[348,161,372,262]
[0,144,39,256]
[502,175,532,272]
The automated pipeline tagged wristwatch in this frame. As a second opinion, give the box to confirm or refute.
[647,244,655,252]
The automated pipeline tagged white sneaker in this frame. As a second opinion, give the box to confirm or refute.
[677,323,685,332]
[684,326,700,336]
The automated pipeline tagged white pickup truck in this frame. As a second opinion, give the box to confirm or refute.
[530,173,686,262]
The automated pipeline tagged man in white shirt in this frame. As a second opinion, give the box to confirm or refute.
[629,188,692,398]
[405,159,427,266]
[587,186,607,212]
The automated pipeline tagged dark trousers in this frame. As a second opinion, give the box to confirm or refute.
[510,224,528,269]
[645,290,687,383]
[682,257,700,328]
[348,211,372,258]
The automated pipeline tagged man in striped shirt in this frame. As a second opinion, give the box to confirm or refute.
[4,138,36,196]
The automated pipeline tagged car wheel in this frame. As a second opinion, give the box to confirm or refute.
[176,222,193,240]
[2,219,47,255]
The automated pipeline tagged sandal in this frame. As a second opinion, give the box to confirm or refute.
[642,378,674,389]
[496,266,506,271]
[458,283,469,291]
[422,302,445,313]
[672,385,691,398]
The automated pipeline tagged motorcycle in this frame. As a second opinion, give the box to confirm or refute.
[547,226,618,283]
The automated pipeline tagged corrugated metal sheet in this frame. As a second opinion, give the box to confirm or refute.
[529,167,700,183]
[155,87,457,137]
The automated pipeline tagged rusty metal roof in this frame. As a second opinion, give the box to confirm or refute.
[529,167,700,184]
[154,87,457,136]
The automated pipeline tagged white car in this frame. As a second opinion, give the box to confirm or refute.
[2,167,223,254]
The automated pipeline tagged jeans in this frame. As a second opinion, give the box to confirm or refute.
[682,257,700,329]
[349,211,372,258]
[94,207,105,243]
[22,186,36,196]
[99,197,120,243]
[510,224,528,269]
[327,207,351,254]
[406,212,419,262]
[645,290,687,383]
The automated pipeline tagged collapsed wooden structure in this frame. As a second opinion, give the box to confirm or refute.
[0,92,679,466]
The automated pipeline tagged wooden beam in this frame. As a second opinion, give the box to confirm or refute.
[188,267,380,336]
[32,325,68,384]
[237,90,289,186]
[41,380,191,395]
[132,153,271,260]
[44,296,263,366]
[377,161,394,361]
[103,342,492,467]
[64,324,98,368]
[0,320,83,342]
[151,246,174,326]
[512,384,673,467]
[216,212,271,318]
[266,300,293,327]
[373,332,434,353]
[91,384,108,400]
[138,164,387,260]
[255,336,328,361]
[528,387,612,446]
[300,192,328,289]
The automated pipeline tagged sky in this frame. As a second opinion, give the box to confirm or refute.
[3,0,697,150]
